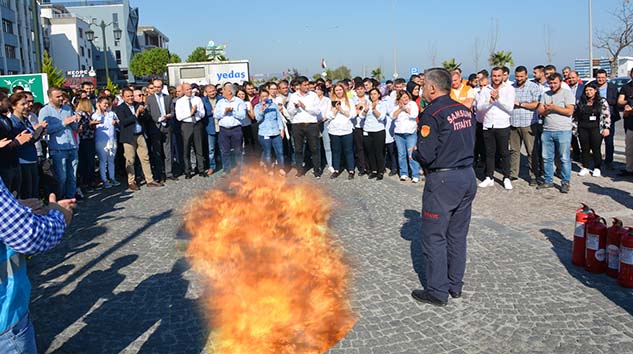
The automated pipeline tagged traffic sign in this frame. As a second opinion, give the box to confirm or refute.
[0,73,49,104]
[410,67,419,75]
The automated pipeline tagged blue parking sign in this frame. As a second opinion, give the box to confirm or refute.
[410,67,419,75]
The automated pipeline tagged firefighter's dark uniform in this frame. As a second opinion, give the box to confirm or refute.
[412,94,477,302]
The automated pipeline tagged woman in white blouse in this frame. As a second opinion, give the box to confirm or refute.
[92,96,120,188]
[326,83,356,179]
[361,88,388,180]
[315,83,333,172]
[391,90,421,183]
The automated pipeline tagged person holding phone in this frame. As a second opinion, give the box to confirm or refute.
[326,83,356,179]
[93,97,120,189]
[392,90,421,183]
[254,89,285,175]
[38,87,81,199]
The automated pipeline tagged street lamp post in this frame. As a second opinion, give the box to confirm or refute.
[85,19,122,85]
[589,0,593,79]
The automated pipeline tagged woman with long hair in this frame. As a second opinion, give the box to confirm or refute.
[92,97,120,188]
[315,83,333,172]
[237,88,257,153]
[574,82,611,177]
[326,83,356,179]
[75,97,96,193]
[392,90,421,182]
[9,93,45,198]
[362,88,387,180]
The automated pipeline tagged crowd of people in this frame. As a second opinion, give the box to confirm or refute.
[0,63,632,201]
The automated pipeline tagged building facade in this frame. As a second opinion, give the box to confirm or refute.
[53,0,140,85]
[41,3,93,75]
[0,0,44,75]
[137,25,168,51]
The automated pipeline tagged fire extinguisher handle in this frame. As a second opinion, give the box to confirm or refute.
[600,217,607,225]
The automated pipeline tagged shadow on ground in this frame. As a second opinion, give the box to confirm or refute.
[584,182,633,210]
[542,228,633,316]
[401,209,426,287]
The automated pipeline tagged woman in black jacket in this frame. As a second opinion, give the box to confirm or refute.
[573,82,611,177]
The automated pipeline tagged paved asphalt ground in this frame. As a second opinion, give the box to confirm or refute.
[28,121,633,353]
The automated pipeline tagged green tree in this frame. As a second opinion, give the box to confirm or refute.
[325,65,352,80]
[595,0,633,77]
[42,50,66,88]
[488,50,514,68]
[371,67,384,81]
[170,53,182,64]
[129,48,174,78]
[187,47,210,63]
[441,58,461,72]
[106,77,119,95]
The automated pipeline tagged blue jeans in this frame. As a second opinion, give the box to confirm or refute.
[258,135,284,167]
[0,313,37,354]
[50,148,78,199]
[542,130,572,184]
[394,133,420,179]
[329,133,354,172]
[207,134,218,171]
[321,121,332,168]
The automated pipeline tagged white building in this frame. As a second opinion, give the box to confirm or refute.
[0,0,44,75]
[137,25,168,51]
[617,57,633,77]
[41,3,93,74]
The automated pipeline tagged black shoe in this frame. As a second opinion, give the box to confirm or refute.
[537,182,554,189]
[314,171,322,179]
[348,172,355,180]
[449,290,462,299]
[376,173,384,180]
[560,182,570,193]
[411,289,447,307]
[167,176,179,181]
[296,170,306,178]
[509,176,518,181]
[388,170,398,176]
[368,172,377,179]
[184,173,193,179]
[529,178,537,186]
[198,173,208,178]
[330,171,340,179]
[358,170,367,176]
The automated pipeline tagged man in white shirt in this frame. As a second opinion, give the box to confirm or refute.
[175,83,206,179]
[287,76,322,178]
[214,83,246,175]
[476,67,516,190]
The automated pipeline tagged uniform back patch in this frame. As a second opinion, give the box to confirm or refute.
[420,125,431,138]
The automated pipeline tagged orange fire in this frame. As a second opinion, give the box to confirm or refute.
[185,166,356,353]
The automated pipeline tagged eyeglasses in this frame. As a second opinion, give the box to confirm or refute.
[26,100,34,103]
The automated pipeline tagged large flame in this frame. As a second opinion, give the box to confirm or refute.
[185,166,356,353]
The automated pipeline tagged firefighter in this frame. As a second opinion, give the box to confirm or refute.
[411,68,477,306]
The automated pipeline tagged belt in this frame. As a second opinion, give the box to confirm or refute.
[426,165,472,174]
[220,125,241,130]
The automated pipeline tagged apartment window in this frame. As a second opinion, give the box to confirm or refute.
[2,19,13,34]
[80,46,84,56]
[121,69,128,80]
[115,50,121,65]
[112,13,118,25]
[5,45,16,59]
[81,64,85,70]
[0,0,9,8]
[79,28,83,38]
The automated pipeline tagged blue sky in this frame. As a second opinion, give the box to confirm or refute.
[132,0,628,77]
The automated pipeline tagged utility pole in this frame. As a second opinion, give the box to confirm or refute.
[588,0,593,78]
[32,0,42,72]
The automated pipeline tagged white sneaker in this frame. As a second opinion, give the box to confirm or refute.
[578,168,591,177]
[592,168,601,177]
[412,177,420,183]
[503,178,513,190]
[478,177,494,188]
[328,166,335,173]
[400,175,409,181]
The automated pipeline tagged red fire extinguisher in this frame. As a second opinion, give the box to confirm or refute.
[619,228,633,288]
[606,219,627,278]
[573,204,595,267]
[585,216,607,273]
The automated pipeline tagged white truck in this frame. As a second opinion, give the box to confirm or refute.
[167,60,250,86]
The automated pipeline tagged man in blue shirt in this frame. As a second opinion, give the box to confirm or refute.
[38,87,80,199]
[0,177,75,354]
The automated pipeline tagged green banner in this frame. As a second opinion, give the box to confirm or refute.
[0,73,49,104]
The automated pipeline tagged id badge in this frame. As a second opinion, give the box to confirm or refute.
[589,115,597,121]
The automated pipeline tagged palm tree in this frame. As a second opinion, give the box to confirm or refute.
[488,50,514,68]
[441,58,461,72]
[371,67,384,81]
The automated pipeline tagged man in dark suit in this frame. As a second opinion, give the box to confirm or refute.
[596,69,619,169]
[113,88,163,190]
[145,78,177,181]
[569,70,584,161]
